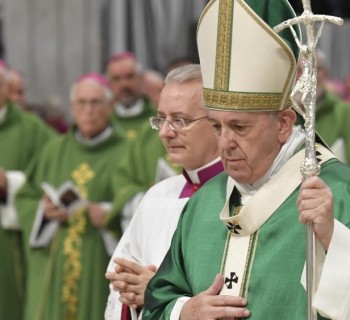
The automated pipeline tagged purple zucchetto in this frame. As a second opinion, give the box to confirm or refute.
[78,73,111,90]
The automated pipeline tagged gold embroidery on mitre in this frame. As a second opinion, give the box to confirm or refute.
[202,0,296,111]
[62,162,95,320]
[215,0,233,91]
[205,89,285,111]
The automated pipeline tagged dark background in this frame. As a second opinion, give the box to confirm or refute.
[288,0,350,18]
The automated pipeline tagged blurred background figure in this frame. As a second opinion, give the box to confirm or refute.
[16,73,128,320]
[296,50,350,163]
[3,63,69,134]
[0,61,56,320]
[42,96,69,134]
[2,0,350,125]
[25,99,69,134]
[289,0,345,17]
[105,51,156,140]
[141,69,164,108]
[104,68,167,233]
[7,68,26,108]
[343,73,350,102]
[104,54,169,233]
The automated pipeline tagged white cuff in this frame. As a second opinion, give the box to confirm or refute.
[170,296,191,320]
[0,171,26,230]
[314,220,350,319]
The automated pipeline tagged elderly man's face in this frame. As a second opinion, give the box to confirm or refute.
[71,82,112,139]
[157,81,218,170]
[107,58,141,107]
[208,109,295,184]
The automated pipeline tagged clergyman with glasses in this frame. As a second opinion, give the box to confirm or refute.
[16,73,128,320]
[105,64,224,320]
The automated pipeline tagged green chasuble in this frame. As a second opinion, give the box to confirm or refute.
[105,120,180,231]
[143,158,350,320]
[0,101,56,320]
[16,126,127,320]
[316,90,350,163]
[110,96,156,141]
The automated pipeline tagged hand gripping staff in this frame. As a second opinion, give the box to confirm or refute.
[274,2,343,319]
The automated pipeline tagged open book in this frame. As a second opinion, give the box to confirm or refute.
[30,181,86,247]
[41,181,87,214]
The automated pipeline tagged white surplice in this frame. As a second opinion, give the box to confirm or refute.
[104,174,188,320]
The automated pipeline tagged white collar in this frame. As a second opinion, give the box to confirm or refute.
[114,99,144,118]
[185,157,221,184]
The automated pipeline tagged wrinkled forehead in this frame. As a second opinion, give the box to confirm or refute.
[208,109,275,122]
[158,82,204,112]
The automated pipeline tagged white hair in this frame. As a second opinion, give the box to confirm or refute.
[70,78,113,102]
[165,64,202,84]
[164,64,206,111]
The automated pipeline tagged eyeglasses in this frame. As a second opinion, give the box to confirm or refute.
[73,99,105,109]
[149,116,208,132]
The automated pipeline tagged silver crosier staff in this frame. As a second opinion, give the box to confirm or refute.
[273,2,343,319]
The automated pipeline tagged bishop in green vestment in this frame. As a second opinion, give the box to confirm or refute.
[16,74,128,320]
[0,65,56,320]
[297,52,350,164]
[104,52,182,231]
[110,95,155,141]
[106,52,157,141]
[315,90,350,163]
[143,1,350,319]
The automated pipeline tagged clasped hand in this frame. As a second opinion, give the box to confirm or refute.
[180,274,250,320]
[105,257,157,309]
[43,196,107,228]
[42,195,69,221]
